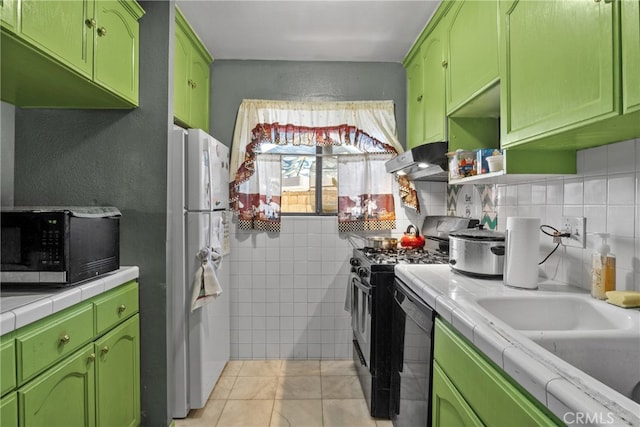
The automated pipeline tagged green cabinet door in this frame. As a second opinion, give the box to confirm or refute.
[422,22,448,144]
[0,0,17,32]
[174,24,191,126]
[0,335,16,396]
[446,0,499,114]
[95,315,140,427]
[93,0,141,105]
[432,362,483,427]
[622,0,640,113]
[0,392,18,427]
[406,54,424,149]
[190,53,211,131]
[174,7,213,132]
[19,0,94,78]
[18,343,96,427]
[500,0,618,147]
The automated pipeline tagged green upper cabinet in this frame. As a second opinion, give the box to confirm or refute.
[93,0,141,105]
[622,0,640,114]
[0,0,17,33]
[174,7,213,132]
[422,22,448,145]
[19,0,95,79]
[404,3,451,149]
[446,0,499,115]
[500,0,618,147]
[405,53,425,149]
[0,0,144,108]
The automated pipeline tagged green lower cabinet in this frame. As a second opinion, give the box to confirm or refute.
[622,0,640,114]
[434,318,562,426]
[1,392,18,427]
[1,334,16,396]
[432,362,483,427]
[95,315,140,427]
[18,343,96,427]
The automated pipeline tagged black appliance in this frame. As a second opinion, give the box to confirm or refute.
[384,142,449,181]
[1,207,120,286]
[348,215,478,419]
[390,278,436,427]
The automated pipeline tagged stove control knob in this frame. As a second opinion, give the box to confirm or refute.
[349,258,360,267]
[357,267,368,278]
[449,259,457,265]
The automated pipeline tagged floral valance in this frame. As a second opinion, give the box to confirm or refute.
[229,99,403,232]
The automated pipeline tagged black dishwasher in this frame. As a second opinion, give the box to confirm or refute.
[390,278,436,427]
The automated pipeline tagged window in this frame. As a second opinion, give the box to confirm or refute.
[259,144,361,215]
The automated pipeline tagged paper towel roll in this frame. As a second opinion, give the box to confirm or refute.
[504,217,540,289]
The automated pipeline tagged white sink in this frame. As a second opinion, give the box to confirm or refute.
[475,294,634,331]
[474,294,640,403]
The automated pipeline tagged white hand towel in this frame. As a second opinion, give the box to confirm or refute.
[191,247,223,311]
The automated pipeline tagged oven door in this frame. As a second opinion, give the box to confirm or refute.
[350,271,372,369]
[390,279,435,427]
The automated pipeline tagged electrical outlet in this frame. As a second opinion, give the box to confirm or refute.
[561,216,586,248]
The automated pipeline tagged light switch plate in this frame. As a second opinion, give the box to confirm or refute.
[561,217,586,248]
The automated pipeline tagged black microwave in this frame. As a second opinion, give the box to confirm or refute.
[1,207,120,286]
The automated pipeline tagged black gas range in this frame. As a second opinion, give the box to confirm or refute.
[347,216,478,419]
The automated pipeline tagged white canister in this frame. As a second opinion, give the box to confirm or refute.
[504,217,540,289]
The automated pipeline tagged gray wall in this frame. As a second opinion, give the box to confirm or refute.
[13,2,173,425]
[1,102,15,206]
[209,60,407,149]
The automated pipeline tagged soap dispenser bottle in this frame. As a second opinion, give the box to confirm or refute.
[591,233,615,299]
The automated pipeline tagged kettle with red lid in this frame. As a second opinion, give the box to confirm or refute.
[400,225,426,249]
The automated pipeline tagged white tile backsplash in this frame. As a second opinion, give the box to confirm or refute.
[490,138,639,293]
[229,139,639,361]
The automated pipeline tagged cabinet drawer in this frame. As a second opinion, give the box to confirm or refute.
[0,335,16,395]
[16,303,94,384]
[93,280,139,335]
[434,319,558,426]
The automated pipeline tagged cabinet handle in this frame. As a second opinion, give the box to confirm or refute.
[101,346,109,354]
[85,18,97,28]
[60,334,71,345]
[441,60,448,67]
[188,79,194,88]
[88,353,96,362]
[97,26,107,37]
[191,81,197,89]
[417,95,423,103]
[118,304,126,314]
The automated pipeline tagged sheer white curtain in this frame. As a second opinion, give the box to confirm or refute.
[229,99,403,232]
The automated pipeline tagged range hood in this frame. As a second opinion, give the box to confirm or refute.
[385,142,448,181]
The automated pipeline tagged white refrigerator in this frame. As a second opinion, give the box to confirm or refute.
[167,126,231,418]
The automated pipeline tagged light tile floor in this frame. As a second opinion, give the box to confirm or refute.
[174,360,393,427]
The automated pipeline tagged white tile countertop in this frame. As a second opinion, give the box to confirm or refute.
[395,264,640,427]
[0,266,139,335]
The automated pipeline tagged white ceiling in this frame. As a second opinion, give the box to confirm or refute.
[174,1,441,63]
